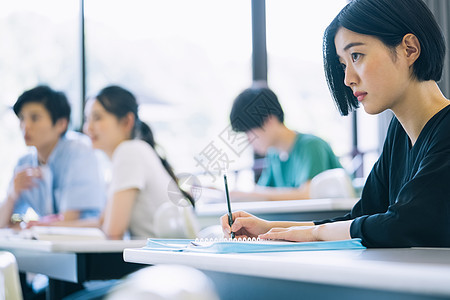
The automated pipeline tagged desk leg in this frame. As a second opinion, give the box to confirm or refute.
[47,279,83,300]
[19,272,37,300]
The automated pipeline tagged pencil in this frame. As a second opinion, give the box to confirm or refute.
[223,173,235,239]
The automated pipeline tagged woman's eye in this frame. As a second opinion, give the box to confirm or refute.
[340,63,346,71]
[351,53,361,62]
[89,114,101,121]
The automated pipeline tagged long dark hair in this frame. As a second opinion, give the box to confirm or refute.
[96,85,195,207]
[323,0,446,116]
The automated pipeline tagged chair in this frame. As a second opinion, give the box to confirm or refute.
[0,251,23,300]
[106,265,219,300]
[153,203,200,239]
[309,168,356,199]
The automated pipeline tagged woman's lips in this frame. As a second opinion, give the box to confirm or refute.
[354,91,367,102]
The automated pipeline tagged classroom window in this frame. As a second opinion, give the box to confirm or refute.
[0,0,80,197]
[266,0,350,162]
[0,0,381,197]
[266,0,378,178]
[84,0,253,188]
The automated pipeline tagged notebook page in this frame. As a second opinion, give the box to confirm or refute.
[191,237,297,247]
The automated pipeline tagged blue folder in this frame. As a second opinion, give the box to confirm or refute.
[144,238,365,254]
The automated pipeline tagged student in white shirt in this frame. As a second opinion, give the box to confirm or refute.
[84,85,197,239]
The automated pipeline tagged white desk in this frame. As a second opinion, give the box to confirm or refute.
[0,238,146,253]
[0,238,146,299]
[196,198,358,228]
[124,247,450,300]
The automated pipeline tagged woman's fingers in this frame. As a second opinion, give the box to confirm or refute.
[230,216,256,233]
[221,211,252,234]
[259,226,317,242]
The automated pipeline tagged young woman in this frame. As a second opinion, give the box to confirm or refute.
[221,0,450,248]
[85,85,197,239]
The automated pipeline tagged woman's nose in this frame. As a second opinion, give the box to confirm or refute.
[83,120,92,135]
[344,64,358,87]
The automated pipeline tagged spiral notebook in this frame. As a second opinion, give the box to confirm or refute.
[144,238,365,253]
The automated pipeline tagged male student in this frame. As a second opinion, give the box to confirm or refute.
[0,85,105,228]
[229,87,343,201]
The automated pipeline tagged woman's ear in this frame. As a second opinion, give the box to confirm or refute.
[402,33,421,66]
[121,112,136,135]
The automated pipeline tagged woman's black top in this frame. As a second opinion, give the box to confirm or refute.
[315,105,450,247]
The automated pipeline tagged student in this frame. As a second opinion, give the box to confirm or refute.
[84,85,197,239]
[0,85,105,228]
[222,0,450,248]
[229,86,343,201]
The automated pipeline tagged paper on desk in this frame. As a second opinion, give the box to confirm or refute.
[20,226,107,241]
[144,238,365,254]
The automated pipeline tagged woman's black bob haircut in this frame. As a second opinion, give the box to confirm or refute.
[323,0,446,116]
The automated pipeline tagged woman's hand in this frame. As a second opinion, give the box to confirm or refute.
[221,211,271,238]
[258,226,320,242]
[259,221,353,242]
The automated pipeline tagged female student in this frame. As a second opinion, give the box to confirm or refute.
[222,0,450,248]
[85,85,197,239]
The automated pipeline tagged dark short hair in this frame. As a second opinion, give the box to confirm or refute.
[323,0,446,116]
[229,87,284,132]
[13,85,71,132]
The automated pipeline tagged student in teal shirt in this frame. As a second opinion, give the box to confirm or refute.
[229,87,342,201]
[258,132,342,188]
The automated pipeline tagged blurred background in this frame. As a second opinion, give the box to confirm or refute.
[1,0,432,197]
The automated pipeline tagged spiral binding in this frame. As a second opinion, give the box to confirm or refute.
[194,237,261,243]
